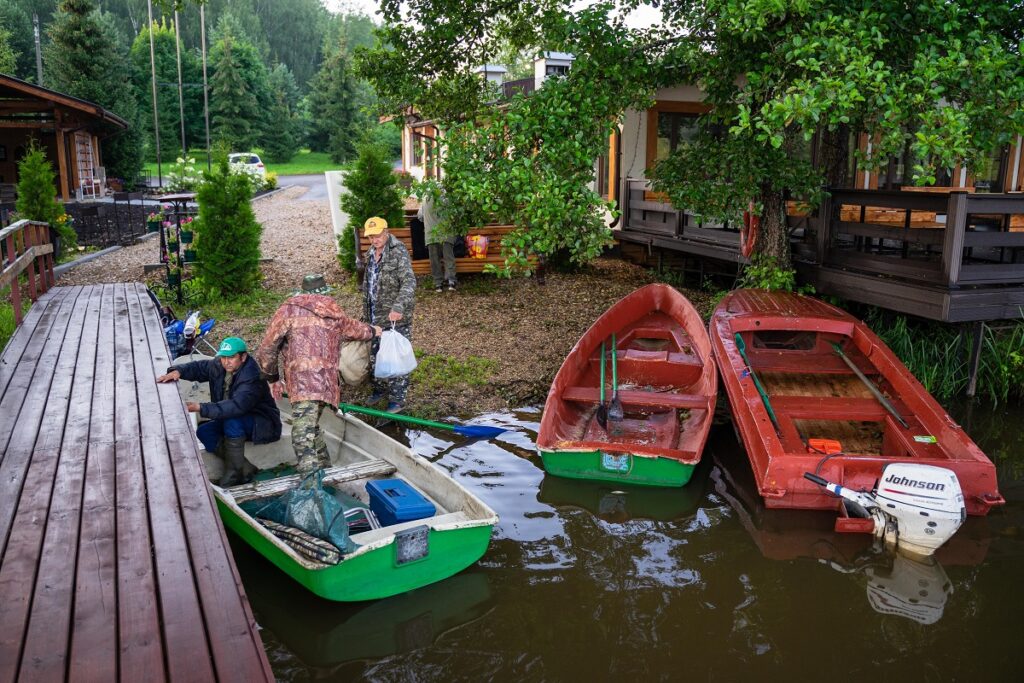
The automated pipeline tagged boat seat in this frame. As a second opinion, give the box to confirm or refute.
[226,458,398,503]
[769,396,888,421]
[562,386,709,410]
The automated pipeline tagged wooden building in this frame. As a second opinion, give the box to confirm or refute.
[0,73,128,203]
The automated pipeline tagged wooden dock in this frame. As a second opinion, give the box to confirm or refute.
[0,283,273,681]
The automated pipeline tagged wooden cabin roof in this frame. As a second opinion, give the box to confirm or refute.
[0,73,129,129]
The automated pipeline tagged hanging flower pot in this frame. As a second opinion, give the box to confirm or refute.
[167,240,179,253]
[167,271,181,286]
[147,220,161,233]
[183,248,197,262]
[180,229,194,243]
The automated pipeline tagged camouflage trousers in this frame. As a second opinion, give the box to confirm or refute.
[291,400,328,474]
[370,323,412,406]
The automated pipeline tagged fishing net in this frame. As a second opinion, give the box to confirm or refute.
[250,471,356,555]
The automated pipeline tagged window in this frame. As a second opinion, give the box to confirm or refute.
[972,146,1008,193]
[545,64,569,77]
[655,112,700,161]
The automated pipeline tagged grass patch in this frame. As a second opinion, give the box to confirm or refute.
[148,283,290,344]
[864,307,1024,404]
[144,149,353,179]
[411,352,497,392]
[0,294,33,353]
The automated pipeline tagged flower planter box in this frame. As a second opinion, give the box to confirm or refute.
[180,229,194,243]
[147,220,161,233]
[183,248,197,262]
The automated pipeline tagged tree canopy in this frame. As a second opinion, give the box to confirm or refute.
[361,0,1024,271]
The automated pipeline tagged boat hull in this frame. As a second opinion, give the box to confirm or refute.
[538,448,696,487]
[710,289,1004,516]
[217,495,495,602]
[537,284,717,488]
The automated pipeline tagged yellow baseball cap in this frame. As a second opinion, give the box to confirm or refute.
[363,216,388,235]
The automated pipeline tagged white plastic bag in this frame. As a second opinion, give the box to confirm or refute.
[374,328,417,378]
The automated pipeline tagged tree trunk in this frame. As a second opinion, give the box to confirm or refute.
[757,185,791,270]
[819,124,850,188]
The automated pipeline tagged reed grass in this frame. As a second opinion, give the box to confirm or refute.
[863,308,1024,404]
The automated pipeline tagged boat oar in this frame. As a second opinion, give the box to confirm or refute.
[338,403,507,438]
[608,333,624,421]
[734,333,781,432]
[830,342,909,429]
[595,340,608,429]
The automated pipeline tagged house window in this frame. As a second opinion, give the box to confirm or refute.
[655,112,700,161]
[545,64,569,77]
[972,145,1008,192]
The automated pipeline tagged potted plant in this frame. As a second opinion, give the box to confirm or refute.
[167,256,181,286]
[147,210,164,232]
[183,247,197,262]
[179,215,194,243]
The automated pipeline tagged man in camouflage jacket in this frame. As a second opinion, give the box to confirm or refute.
[361,217,416,412]
[256,275,382,473]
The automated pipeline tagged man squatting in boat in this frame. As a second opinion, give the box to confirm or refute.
[255,274,383,474]
[157,336,283,486]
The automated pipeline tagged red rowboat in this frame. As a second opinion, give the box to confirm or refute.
[710,289,1004,519]
[537,284,717,487]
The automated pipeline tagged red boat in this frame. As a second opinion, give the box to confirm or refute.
[710,289,1003,518]
[537,284,717,487]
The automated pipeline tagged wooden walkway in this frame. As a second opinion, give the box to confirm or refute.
[0,283,272,682]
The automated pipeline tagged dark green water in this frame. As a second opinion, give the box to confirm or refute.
[234,400,1024,681]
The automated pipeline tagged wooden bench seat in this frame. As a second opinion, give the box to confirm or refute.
[358,224,537,276]
[227,459,397,504]
[562,386,709,410]
[769,396,887,421]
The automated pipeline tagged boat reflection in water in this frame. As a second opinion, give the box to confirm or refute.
[710,432,990,625]
[233,537,495,670]
[537,457,711,522]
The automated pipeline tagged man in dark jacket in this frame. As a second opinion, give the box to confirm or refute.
[157,336,282,486]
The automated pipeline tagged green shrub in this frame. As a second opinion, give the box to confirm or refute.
[14,140,74,258]
[338,140,405,272]
[193,156,262,298]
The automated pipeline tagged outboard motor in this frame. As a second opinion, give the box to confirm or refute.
[804,463,966,557]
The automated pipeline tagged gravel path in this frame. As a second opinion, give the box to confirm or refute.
[56,185,343,290]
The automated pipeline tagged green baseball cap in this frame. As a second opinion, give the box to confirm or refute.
[216,337,248,357]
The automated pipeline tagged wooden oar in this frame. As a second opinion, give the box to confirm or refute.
[734,333,781,432]
[338,403,507,438]
[830,342,909,429]
[595,340,608,429]
[608,333,624,421]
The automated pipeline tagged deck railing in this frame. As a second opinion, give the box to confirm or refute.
[0,219,55,327]
[620,179,740,249]
[817,189,1024,288]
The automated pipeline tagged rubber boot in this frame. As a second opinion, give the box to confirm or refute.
[219,436,256,487]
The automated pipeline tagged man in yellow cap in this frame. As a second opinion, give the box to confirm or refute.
[362,216,416,412]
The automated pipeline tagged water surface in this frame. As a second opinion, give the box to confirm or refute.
[235,401,1024,680]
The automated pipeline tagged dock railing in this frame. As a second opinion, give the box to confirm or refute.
[816,189,1024,288]
[0,219,55,327]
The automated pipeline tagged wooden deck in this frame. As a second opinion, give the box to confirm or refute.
[0,283,273,681]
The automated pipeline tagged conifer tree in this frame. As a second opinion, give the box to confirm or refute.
[16,141,76,258]
[307,45,365,163]
[45,0,143,184]
[194,154,262,297]
[0,27,18,74]
[208,17,271,151]
[0,1,32,79]
[338,140,404,272]
[263,63,298,163]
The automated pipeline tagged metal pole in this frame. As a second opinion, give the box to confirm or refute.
[174,10,187,156]
[147,1,162,187]
[200,5,211,171]
[32,14,43,85]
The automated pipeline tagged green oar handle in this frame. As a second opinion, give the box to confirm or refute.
[735,333,781,431]
[599,341,606,403]
[338,402,457,432]
[611,333,618,391]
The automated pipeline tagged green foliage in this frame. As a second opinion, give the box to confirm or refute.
[363,0,1024,271]
[0,25,18,73]
[14,141,75,257]
[129,19,205,160]
[864,309,1024,404]
[0,296,32,353]
[193,155,262,298]
[45,0,143,184]
[263,63,300,163]
[165,155,203,192]
[307,44,366,163]
[338,141,405,272]
[737,253,813,293]
[0,1,33,79]
[411,352,497,392]
[209,15,272,152]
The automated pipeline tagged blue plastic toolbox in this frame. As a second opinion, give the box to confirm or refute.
[366,478,436,527]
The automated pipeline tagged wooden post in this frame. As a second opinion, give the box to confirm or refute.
[24,226,37,300]
[941,191,968,287]
[816,190,833,264]
[54,111,70,201]
[966,321,984,397]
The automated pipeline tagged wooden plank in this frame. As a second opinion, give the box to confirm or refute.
[0,286,86,681]
[957,263,1024,284]
[562,385,709,409]
[770,396,887,420]
[228,459,397,503]
[129,283,271,681]
[942,192,968,285]
[962,231,1024,248]
[68,284,118,681]
[965,195,1024,215]
[836,221,946,246]
[0,287,71,399]
[826,251,942,281]
[113,283,165,682]
[18,286,100,681]
[54,115,70,202]
[830,189,948,212]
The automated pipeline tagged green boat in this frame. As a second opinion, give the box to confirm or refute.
[535,284,718,487]
[176,366,498,602]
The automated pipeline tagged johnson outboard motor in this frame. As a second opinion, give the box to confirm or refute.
[804,463,966,557]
